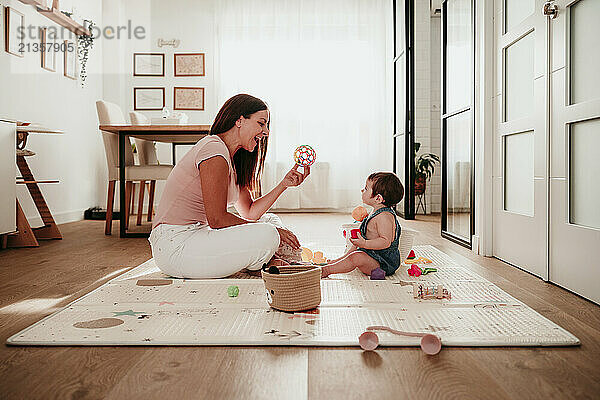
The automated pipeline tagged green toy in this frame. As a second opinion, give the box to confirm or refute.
[227,285,239,297]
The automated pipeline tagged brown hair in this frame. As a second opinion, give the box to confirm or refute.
[368,172,404,207]
[210,94,269,196]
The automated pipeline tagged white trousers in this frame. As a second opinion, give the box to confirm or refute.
[148,214,282,279]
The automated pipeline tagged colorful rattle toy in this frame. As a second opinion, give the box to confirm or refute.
[293,145,316,168]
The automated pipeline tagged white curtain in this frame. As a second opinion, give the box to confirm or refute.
[214,0,393,210]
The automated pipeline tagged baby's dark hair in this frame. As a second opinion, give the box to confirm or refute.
[368,172,404,207]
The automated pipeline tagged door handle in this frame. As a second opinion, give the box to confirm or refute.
[543,2,559,19]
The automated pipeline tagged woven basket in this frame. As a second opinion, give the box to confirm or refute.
[261,265,321,312]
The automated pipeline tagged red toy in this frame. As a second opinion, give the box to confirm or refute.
[407,264,421,277]
[407,250,416,259]
[350,229,360,239]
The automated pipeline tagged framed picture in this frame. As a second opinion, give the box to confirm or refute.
[133,53,165,76]
[64,40,77,80]
[134,87,165,110]
[4,6,25,57]
[41,28,56,72]
[174,87,205,110]
[174,53,205,76]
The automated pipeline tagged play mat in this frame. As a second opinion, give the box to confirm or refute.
[7,245,579,347]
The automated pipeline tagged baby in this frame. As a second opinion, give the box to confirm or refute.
[321,172,404,278]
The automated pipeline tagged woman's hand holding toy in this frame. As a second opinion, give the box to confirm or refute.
[281,164,310,188]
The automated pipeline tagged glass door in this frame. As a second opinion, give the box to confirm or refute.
[393,0,415,219]
[441,0,474,247]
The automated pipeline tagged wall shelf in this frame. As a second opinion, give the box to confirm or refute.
[18,0,90,37]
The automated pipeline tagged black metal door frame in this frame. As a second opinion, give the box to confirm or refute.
[393,0,415,220]
[440,0,475,248]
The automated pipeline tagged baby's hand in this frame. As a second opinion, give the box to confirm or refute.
[349,232,367,248]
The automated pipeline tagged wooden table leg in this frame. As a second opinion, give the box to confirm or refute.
[16,155,62,240]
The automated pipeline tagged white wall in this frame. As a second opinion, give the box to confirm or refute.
[429,15,442,213]
[413,0,434,214]
[102,0,216,162]
[0,0,105,225]
[101,0,217,208]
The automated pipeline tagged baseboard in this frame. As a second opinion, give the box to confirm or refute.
[26,208,86,227]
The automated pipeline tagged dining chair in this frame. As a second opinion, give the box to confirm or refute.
[129,111,173,225]
[96,100,172,235]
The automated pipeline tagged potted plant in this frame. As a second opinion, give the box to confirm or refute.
[414,142,440,196]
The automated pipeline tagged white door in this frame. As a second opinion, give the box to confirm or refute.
[549,0,600,304]
[493,0,548,279]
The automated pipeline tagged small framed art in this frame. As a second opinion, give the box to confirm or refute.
[4,6,25,57]
[133,53,165,76]
[134,87,165,111]
[174,87,205,111]
[174,53,205,76]
[64,40,77,80]
[41,28,56,72]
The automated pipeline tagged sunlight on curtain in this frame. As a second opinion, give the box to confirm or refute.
[215,0,393,210]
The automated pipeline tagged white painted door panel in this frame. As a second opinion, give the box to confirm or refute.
[493,0,548,279]
[550,0,600,304]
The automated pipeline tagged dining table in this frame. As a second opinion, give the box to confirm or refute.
[98,124,211,238]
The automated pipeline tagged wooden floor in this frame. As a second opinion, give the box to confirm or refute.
[0,214,599,400]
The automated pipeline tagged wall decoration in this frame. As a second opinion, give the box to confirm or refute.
[157,39,180,48]
[174,53,205,76]
[64,39,77,80]
[133,53,165,76]
[77,19,95,86]
[174,87,205,111]
[134,87,165,111]
[41,28,57,72]
[4,6,25,57]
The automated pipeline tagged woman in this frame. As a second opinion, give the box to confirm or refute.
[149,94,310,278]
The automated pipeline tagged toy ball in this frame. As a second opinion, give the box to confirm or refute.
[293,145,316,167]
[227,285,239,297]
[359,331,379,351]
[370,268,386,280]
[352,206,368,222]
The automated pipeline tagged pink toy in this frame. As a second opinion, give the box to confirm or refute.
[359,325,442,355]
[370,268,385,280]
[293,145,316,167]
[412,283,452,300]
[407,264,421,277]
[350,229,360,239]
